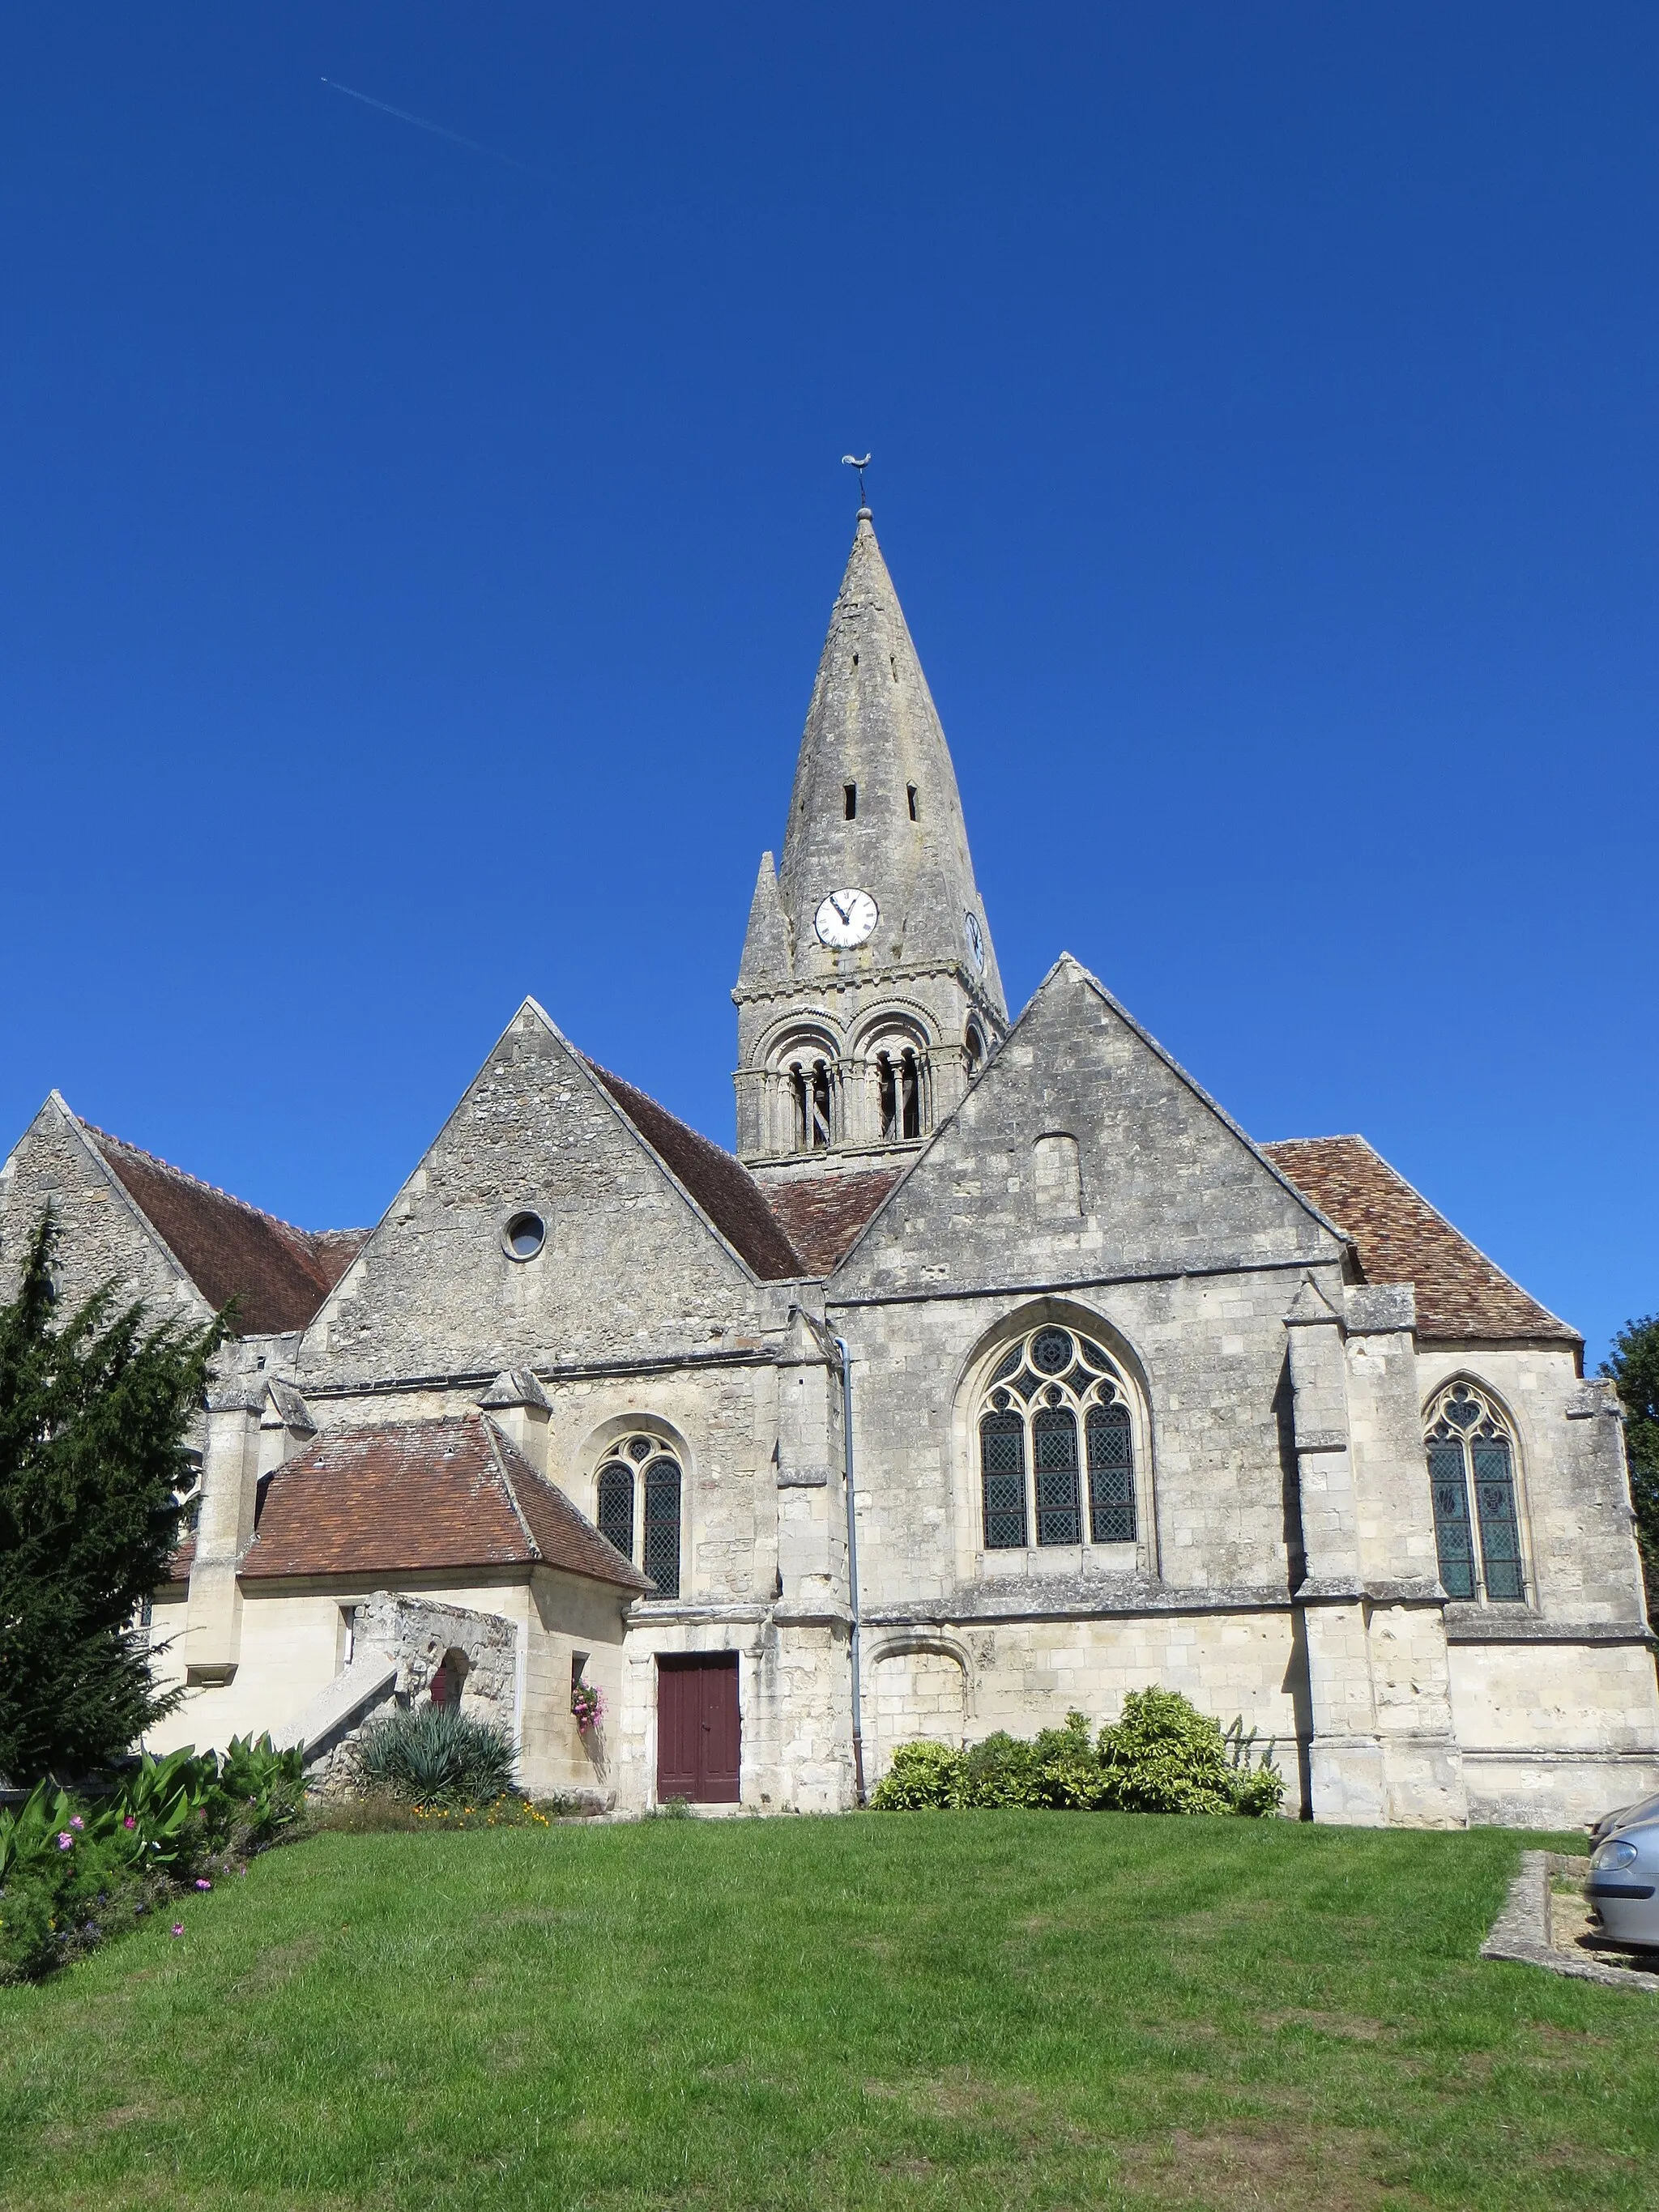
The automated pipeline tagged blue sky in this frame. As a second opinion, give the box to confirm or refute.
[2,6,1654,1364]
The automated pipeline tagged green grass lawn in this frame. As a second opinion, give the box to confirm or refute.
[0,1813,1654,2210]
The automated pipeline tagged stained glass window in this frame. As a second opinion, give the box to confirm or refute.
[642,1455,682,1598]
[1086,1404,1135,1543]
[978,1327,1137,1551]
[1425,1383,1525,1605]
[596,1460,634,1561]
[599,1435,682,1598]
[979,1409,1027,1548]
[1032,1407,1081,1544]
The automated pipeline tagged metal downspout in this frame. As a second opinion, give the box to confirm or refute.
[831,1333,866,1805]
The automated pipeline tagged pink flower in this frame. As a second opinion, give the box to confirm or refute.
[123,1815,137,1830]
[194,1878,211,1891]
[170,1923,185,1937]
[56,1832,74,1851]
[70,1815,84,1831]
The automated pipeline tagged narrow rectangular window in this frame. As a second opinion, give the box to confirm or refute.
[844,782,857,819]
[1085,1406,1136,1542]
[1472,1439,1525,1600]
[980,1412,1027,1548]
[906,783,919,820]
[1032,1408,1081,1545]
[1428,1443,1477,1599]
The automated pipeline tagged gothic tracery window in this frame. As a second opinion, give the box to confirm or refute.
[978,1326,1137,1551]
[1425,1381,1525,1604]
[594,1433,682,1598]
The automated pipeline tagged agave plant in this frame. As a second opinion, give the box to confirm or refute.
[353,1706,518,1805]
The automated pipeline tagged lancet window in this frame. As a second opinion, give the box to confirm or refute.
[979,1326,1137,1551]
[1424,1381,1525,1604]
[595,1433,682,1598]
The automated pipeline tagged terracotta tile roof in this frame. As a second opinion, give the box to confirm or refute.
[240,1413,650,1589]
[1260,1136,1579,1346]
[85,1127,369,1336]
[763,1169,905,1275]
[585,1063,804,1281]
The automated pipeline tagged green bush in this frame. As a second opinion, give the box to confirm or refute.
[1097,1688,1247,1814]
[871,1690,1284,1819]
[0,1732,308,1984]
[210,1733,305,1852]
[353,1706,518,1805]
[958,1732,1039,1807]
[869,1741,965,1809]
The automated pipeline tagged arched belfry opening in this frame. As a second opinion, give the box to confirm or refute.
[732,504,1007,1179]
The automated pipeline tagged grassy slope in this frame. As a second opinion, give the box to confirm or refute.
[0,1814,1654,2211]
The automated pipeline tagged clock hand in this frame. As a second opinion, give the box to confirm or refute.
[831,895,852,924]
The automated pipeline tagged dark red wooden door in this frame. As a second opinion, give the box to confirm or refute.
[656,1656,740,1803]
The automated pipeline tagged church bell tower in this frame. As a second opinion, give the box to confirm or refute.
[732,502,1007,1183]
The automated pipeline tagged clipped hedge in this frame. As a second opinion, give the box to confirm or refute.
[870,1690,1284,1818]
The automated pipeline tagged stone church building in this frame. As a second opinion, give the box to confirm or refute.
[4,508,1655,1826]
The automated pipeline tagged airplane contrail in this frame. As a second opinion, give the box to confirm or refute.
[320,77,543,178]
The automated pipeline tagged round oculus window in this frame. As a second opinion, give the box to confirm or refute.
[502,1210,546,1261]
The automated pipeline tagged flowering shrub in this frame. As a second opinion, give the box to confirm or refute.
[0,1733,305,1984]
[869,1691,1284,1818]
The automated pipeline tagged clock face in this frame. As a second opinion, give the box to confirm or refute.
[815,888,879,948]
[965,910,986,971]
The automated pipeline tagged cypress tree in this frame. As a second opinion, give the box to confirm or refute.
[0,1206,224,1783]
[1603,1314,1659,1622]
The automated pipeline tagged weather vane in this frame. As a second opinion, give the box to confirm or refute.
[841,453,872,509]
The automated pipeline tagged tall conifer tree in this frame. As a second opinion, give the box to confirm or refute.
[0,1207,224,1782]
[1603,1315,1659,1622]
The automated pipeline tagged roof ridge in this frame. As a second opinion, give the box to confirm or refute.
[582,1056,806,1278]
[1277,1134,1576,1331]
[582,1060,740,1168]
[479,1415,544,1562]
[83,1123,367,1245]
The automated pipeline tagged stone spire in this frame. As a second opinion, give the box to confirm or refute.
[733,507,1006,1179]
[773,510,1005,1017]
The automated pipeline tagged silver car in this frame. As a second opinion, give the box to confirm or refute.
[1590,1788,1659,1847]
[1587,1809,1659,1950]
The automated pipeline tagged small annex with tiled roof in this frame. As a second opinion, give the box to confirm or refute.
[242,1413,650,1589]
[1260,1135,1580,1351]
